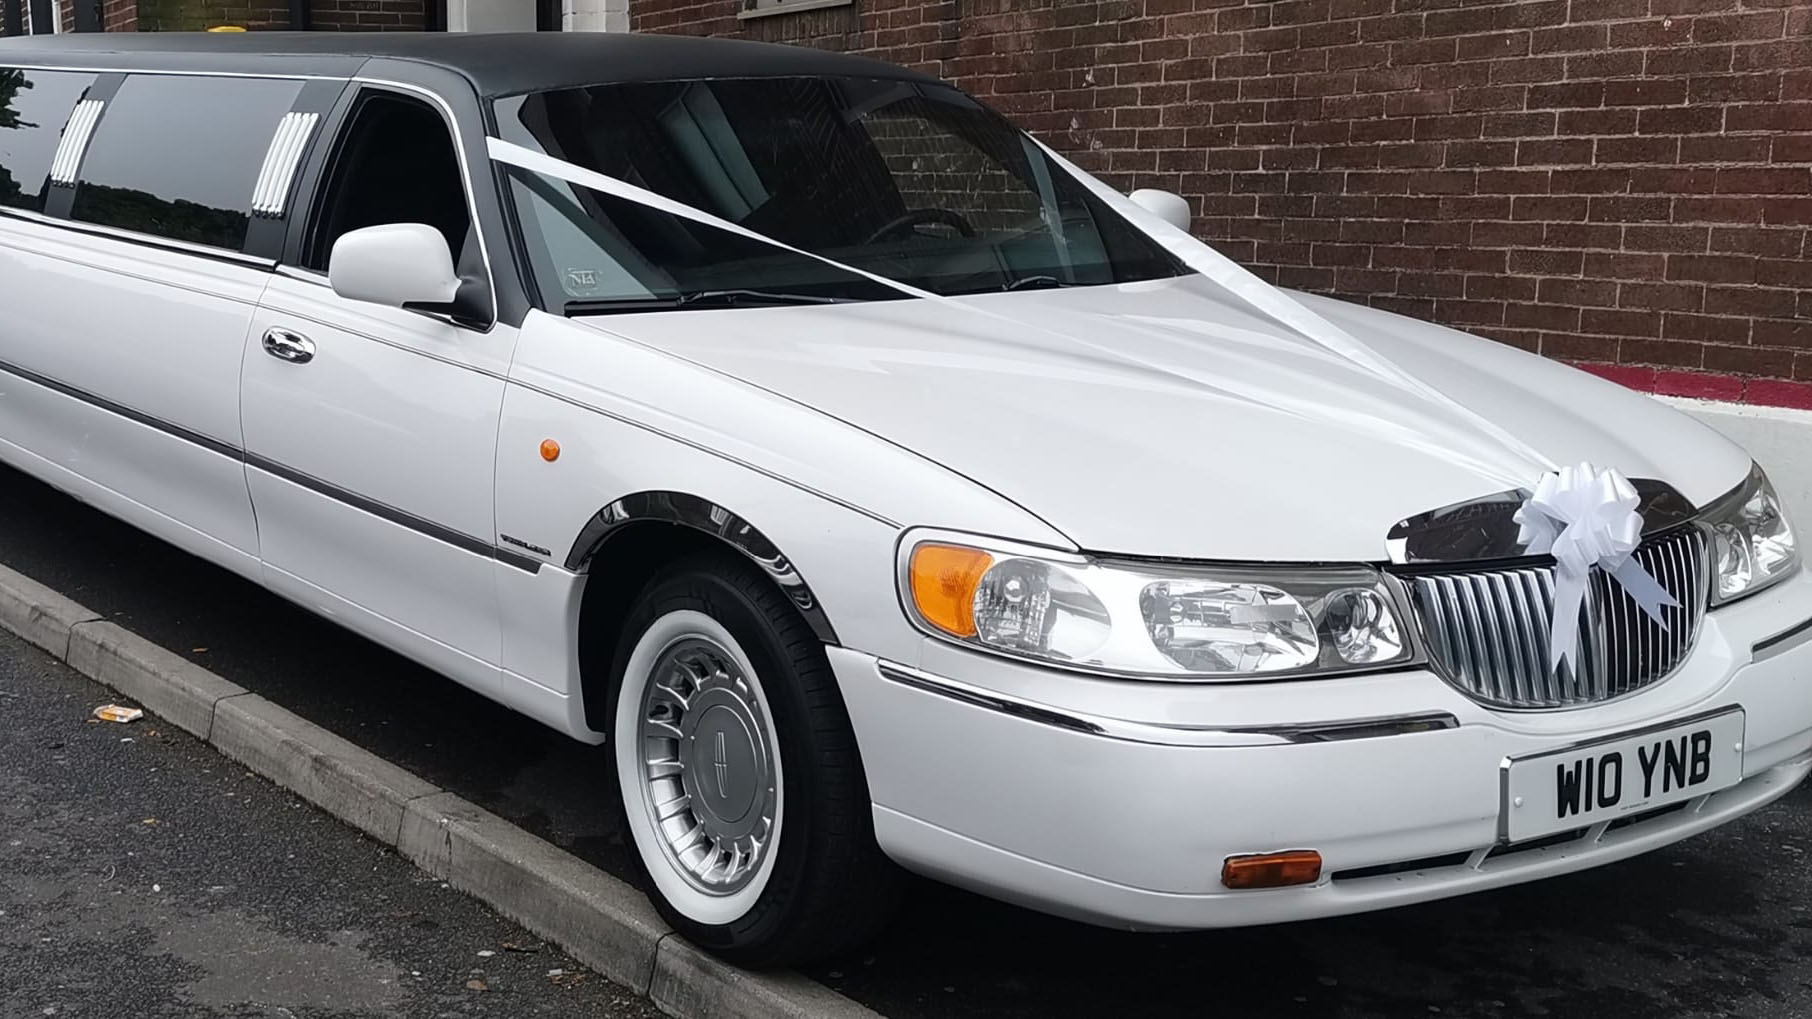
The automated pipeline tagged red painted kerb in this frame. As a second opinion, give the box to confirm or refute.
[1573,364,1812,413]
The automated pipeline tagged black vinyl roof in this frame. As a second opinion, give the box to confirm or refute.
[0,31,940,97]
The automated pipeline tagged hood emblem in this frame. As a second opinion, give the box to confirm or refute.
[1386,478,1695,565]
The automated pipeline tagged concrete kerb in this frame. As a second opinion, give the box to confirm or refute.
[209,692,441,845]
[0,563,99,660]
[66,620,244,741]
[652,936,880,1019]
[0,560,881,1019]
[399,791,670,995]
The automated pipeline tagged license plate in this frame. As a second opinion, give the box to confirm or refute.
[1501,709,1745,843]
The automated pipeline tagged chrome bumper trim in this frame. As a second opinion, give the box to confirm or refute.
[875,661,1458,748]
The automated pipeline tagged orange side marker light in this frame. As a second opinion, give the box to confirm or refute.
[540,439,561,462]
[907,543,993,638]
[1221,851,1323,890]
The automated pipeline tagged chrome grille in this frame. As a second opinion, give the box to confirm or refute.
[1405,527,1708,709]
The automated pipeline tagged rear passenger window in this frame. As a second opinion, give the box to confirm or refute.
[0,68,97,214]
[70,74,304,250]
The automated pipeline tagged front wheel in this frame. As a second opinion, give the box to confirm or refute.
[610,552,900,967]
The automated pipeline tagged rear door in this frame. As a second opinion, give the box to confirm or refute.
[0,69,310,576]
[241,81,517,684]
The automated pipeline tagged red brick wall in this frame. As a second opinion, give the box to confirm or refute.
[306,0,424,30]
[134,0,422,31]
[47,0,134,32]
[104,0,139,31]
[631,0,1812,397]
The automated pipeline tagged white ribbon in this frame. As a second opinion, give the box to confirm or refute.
[1514,463,1678,671]
[1029,139,1560,490]
[487,139,940,301]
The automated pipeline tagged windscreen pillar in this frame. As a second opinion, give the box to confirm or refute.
[445,0,535,31]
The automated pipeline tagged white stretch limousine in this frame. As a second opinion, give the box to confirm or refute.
[1,32,1809,967]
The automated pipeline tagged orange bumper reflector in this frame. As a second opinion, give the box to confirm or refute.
[540,439,561,462]
[908,543,994,638]
[1221,851,1323,890]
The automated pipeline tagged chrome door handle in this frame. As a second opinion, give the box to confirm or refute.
[262,328,315,364]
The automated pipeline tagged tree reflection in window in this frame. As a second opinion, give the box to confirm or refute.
[0,69,32,209]
[68,74,302,250]
[68,183,248,250]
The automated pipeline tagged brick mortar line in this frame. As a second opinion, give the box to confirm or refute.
[0,560,879,1019]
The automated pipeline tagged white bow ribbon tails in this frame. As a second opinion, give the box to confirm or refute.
[1514,463,1679,672]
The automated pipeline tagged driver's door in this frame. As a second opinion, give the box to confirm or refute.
[241,85,516,685]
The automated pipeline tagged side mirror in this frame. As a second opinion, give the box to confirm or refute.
[1128,189,1192,233]
[328,223,463,311]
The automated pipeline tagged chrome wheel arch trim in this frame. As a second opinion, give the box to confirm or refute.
[565,491,839,645]
[875,660,1459,748]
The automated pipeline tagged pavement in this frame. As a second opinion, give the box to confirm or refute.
[0,624,661,1019]
[5,459,1812,1018]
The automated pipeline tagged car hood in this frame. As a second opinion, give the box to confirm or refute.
[575,275,1749,562]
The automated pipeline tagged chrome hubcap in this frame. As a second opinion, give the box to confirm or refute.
[637,637,777,895]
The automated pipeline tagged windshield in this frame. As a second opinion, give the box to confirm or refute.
[492,77,1186,313]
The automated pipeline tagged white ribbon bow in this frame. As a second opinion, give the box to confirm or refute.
[1514,463,1678,671]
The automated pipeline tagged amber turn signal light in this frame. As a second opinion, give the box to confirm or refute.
[1221,850,1322,890]
[908,543,994,638]
[540,439,561,462]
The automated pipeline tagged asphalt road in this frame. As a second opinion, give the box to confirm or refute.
[4,460,1812,1018]
[0,624,660,1019]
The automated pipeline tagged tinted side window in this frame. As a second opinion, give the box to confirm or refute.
[0,68,97,214]
[303,92,472,272]
[71,75,304,250]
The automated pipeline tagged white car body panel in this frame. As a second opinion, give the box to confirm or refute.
[495,323,956,668]
[244,274,516,670]
[836,568,1812,925]
[0,218,264,562]
[583,275,1751,562]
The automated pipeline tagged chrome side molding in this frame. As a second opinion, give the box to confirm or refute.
[1754,615,1812,664]
[875,660,1459,747]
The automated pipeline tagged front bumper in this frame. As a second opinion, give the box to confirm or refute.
[833,568,1812,930]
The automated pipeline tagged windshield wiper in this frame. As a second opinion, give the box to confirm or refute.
[1004,275,1068,292]
[679,289,845,308]
[565,290,847,316]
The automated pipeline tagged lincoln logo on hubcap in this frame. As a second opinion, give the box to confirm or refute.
[713,730,729,799]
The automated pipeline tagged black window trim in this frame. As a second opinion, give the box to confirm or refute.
[0,63,528,330]
[66,73,310,257]
[280,77,500,334]
[0,67,115,222]
[0,64,357,271]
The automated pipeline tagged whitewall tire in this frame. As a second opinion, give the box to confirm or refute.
[606,550,902,967]
[615,609,785,926]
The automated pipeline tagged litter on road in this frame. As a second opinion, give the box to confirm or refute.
[92,704,143,723]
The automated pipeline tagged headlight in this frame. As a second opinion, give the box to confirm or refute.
[1706,464,1799,605]
[900,532,1416,680]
